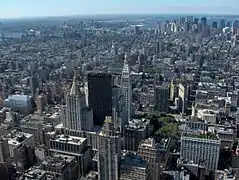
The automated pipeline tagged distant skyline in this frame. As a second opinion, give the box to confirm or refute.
[0,0,238,19]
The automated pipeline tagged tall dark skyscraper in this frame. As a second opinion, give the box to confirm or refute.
[220,19,226,29]
[201,17,207,26]
[154,85,169,113]
[212,21,218,29]
[30,74,38,98]
[88,73,112,125]
[194,18,199,25]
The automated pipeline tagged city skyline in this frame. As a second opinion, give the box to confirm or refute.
[0,0,239,19]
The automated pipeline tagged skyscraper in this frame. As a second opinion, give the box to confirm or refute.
[98,116,121,180]
[220,19,226,29]
[88,73,112,125]
[201,17,207,26]
[154,85,169,113]
[120,55,132,126]
[138,138,162,180]
[62,74,93,131]
[30,74,38,98]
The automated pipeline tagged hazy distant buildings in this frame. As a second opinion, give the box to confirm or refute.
[88,73,112,125]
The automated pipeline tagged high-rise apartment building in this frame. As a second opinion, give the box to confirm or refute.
[120,55,132,126]
[36,93,47,114]
[98,116,121,180]
[88,73,112,125]
[138,138,163,180]
[180,130,220,171]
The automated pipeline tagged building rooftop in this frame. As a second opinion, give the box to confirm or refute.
[42,154,75,169]
[139,137,169,150]
[21,166,47,180]
[3,130,33,146]
[121,153,148,169]
[69,74,82,96]
[217,128,234,135]
[182,131,220,141]
[21,114,45,123]
[53,134,86,145]
[125,118,149,131]
[5,94,31,102]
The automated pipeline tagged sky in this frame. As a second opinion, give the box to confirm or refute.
[0,0,238,19]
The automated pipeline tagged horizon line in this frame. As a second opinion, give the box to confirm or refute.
[1,12,239,21]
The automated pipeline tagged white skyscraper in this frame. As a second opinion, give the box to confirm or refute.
[120,54,132,127]
[62,74,93,131]
[98,116,121,180]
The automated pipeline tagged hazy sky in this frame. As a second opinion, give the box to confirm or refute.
[0,0,238,19]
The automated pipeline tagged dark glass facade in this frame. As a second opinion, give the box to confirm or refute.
[88,73,112,125]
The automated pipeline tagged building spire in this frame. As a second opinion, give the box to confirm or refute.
[69,72,81,96]
[124,54,128,64]
[122,54,130,75]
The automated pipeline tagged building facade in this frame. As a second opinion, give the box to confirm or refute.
[120,153,150,180]
[98,116,121,180]
[49,134,92,178]
[120,55,132,126]
[62,75,93,131]
[180,132,220,171]
[138,138,163,180]
[123,118,150,151]
[87,73,112,125]
[154,85,169,113]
